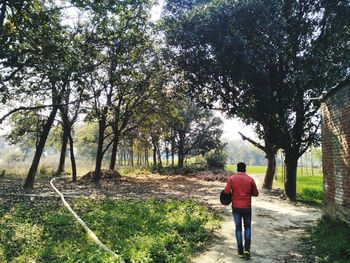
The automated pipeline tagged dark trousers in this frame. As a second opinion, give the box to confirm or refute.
[232,207,252,253]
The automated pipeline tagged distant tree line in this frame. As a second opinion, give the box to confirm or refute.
[224,139,266,166]
[1,0,349,202]
[0,0,223,188]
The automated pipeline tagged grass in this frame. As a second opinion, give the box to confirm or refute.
[273,173,323,205]
[226,164,322,176]
[226,165,323,205]
[226,164,266,174]
[306,216,350,263]
[0,198,221,263]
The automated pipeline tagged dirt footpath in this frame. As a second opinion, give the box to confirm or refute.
[191,175,321,263]
[0,173,321,262]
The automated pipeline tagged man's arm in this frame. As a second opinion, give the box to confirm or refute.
[251,180,259,197]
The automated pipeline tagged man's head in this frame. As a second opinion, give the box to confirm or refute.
[237,162,246,172]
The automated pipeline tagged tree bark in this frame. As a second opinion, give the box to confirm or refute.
[171,131,175,166]
[24,106,58,189]
[94,117,106,182]
[284,151,298,201]
[165,146,169,167]
[153,145,157,167]
[109,133,119,170]
[262,153,276,189]
[68,132,77,182]
[178,142,184,169]
[57,125,69,174]
[157,146,162,167]
[238,131,278,190]
[171,146,175,166]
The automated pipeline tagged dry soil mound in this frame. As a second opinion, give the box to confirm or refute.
[81,169,122,180]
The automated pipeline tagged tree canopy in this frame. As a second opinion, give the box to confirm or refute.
[163,0,350,200]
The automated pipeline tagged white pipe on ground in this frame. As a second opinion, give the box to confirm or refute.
[50,177,124,262]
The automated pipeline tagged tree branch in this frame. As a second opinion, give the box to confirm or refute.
[101,139,114,156]
[0,98,86,124]
[238,131,266,152]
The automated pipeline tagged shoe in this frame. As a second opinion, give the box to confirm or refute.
[244,251,251,259]
[238,252,244,258]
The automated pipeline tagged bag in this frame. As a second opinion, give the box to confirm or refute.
[220,190,232,206]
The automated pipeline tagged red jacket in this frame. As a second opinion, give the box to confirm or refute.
[224,172,259,208]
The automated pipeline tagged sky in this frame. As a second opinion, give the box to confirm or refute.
[215,112,258,141]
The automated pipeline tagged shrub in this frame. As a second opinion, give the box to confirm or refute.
[205,150,227,171]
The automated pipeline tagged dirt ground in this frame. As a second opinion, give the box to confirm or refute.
[0,173,321,262]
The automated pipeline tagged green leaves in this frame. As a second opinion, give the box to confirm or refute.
[163,0,350,155]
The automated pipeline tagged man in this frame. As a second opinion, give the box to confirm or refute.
[224,162,259,259]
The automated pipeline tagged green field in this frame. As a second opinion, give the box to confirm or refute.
[226,164,322,177]
[0,198,221,263]
[226,164,266,174]
[226,165,323,204]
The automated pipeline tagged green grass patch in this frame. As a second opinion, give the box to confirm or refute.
[307,217,350,262]
[296,176,323,205]
[0,198,221,263]
[275,166,323,177]
[226,164,322,177]
[226,165,323,204]
[226,165,266,174]
[273,174,323,205]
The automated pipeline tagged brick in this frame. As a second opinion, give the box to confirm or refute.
[321,80,350,224]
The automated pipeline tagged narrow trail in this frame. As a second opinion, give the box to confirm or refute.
[0,173,321,262]
[191,175,321,263]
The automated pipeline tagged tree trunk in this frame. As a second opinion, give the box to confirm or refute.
[57,125,69,174]
[145,147,149,166]
[171,148,175,166]
[284,151,298,201]
[165,146,169,167]
[153,145,157,167]
[157,146,162,167]
[137,149,140,166]
[178,142,184,169]
[94,117,106,182]
[68,132,77,182]
[262,153,276,189]
[24,106,58,189]
[109,133,119,170]
[171,134,175,166]
[130,140,134,167]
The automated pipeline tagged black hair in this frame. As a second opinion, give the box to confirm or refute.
[237,162,246,172]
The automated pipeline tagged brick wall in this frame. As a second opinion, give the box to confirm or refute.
[321,78,350,224]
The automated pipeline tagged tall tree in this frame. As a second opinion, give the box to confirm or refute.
[4,1,76,189]
[173,99,223,168]
[163,0,350,200]
[73,0,154,181]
